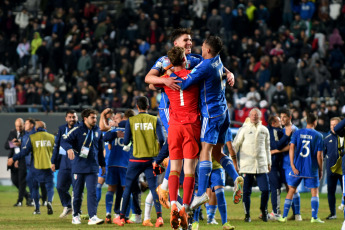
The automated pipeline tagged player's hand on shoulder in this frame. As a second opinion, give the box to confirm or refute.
[163,77,181,91]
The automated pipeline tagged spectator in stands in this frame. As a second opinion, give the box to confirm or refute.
[30,32,42,74]
[271,82,288,109]
[77,49,92,74]
[4,82,16,112]
[246,86,261,107]
[133,49,147,91]
[221,6,234,43]
[295,60,310,99]
[16,84,26,106]
[15,8,30,38]
[328,45,345,81]
[290,14,307,38]
[207,9,222,36]
[16,38,30,69]
[233,6,249,39]
[300,0,316,21]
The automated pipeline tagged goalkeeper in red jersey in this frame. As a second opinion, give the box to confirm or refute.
[155,46,201,230]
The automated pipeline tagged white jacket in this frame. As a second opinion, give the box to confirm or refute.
[233,121,271,174]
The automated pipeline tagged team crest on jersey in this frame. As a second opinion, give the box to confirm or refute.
[74,174,77,180]
[95,132,98,138]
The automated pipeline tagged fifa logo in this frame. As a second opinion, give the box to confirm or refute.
[134,123,153,130]
[35,140,52,147]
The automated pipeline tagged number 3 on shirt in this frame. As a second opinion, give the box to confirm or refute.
[179,89,185,106]
[299,140,310,157]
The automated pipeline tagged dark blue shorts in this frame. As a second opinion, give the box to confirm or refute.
[106,166,127,186]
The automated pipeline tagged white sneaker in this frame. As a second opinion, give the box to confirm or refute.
[60,207,72,218]
[339,204,345,211]
[190,193,209,210]
[88,215,104,225]
[295,214,302,221]
[342,220,345,230]
[129,214,142,224]
[207,218,218,225]
[268,212,280,221]
[72,215,81,224]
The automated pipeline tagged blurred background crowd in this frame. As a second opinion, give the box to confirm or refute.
[0,0,344,134]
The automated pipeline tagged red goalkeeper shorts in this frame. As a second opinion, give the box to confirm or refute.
[168,123,201,160]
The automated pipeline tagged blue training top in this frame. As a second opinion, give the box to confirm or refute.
[103,127,131,168]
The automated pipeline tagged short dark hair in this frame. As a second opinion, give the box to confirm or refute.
[25,118,36,126]
[307,113,318,124]
[170,28,192,43]
[167,47,185,66]
[136,96,149,110]
[124,109,135,118]
[204,36,223,56]
[66,109,77,116]
[279,108,291,117]
[81,109,98,120]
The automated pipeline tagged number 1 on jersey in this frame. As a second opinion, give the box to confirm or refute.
[179,89,185,106]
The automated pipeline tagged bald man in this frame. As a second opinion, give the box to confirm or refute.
[5,118,32,207]
[8,120,55,215]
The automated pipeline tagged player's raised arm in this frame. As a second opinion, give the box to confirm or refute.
[145,67,181,90]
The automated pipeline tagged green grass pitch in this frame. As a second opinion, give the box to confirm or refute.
[0,185,343,229]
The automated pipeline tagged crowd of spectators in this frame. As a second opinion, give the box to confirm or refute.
[0,0,344,132]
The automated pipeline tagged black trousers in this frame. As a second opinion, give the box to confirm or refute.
[10,160,30,203]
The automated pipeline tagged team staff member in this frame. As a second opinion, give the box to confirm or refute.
[324,117,343,220]
[62,109,105,225]
[51,110,79,218]
[5,118,31,207]
[21,118,37,206]
[333,118,345,230]
[8,121,55,215]
[267,115,292,220]
[114,96,165,227]
[232,108,271,222]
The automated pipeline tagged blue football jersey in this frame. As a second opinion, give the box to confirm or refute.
[106,128,131,168]
[282,125,298,169]
[180,55,227,118]
[151,54,202,109]
[290,128,323,178]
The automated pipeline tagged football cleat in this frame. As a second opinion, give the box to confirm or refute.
[170,204,180,229]
[222,222,235,230]
[310,217,324,223]
[142,219,154,227]
[155,217,164,227]
[233,176,244,204]
[190,193,209,210]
